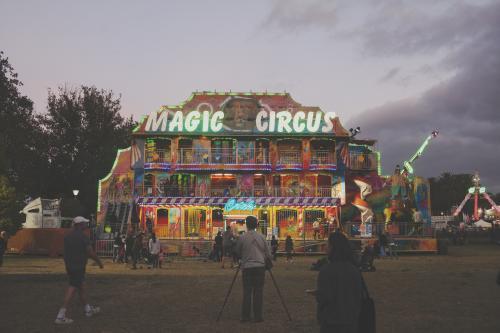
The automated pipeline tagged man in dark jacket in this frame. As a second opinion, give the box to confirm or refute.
[55,217,103,324]
[132,231,144,269]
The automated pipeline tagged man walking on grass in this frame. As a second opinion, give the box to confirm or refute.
[55,216,103,324]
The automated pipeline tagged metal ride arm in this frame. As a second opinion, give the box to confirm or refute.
[483,193,500,213]
[401,130,439,176]
[453,193,472,216]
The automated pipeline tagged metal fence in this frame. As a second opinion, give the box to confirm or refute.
[146,149,171,163]
[343,222,434,238]
[277,150,302,165]
[349,152,377,171]
[177,148,269,164]
[311,150,336,164]
[136,185,334,198]
[95,240,115,257]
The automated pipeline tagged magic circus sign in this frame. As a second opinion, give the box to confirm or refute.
[143,95,338,135]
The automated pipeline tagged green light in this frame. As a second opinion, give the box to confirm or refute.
[376,151,382,175]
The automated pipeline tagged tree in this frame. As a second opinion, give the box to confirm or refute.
[0,51,46,197]
[429,172,473,215]
[39,86,135,215]
[0,176,23,234]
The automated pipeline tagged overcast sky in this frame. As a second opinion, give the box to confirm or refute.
[1,0,499,192]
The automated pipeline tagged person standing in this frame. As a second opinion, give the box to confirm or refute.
[316,232,363,333]
[222,226,234,268]
[285,235,294,263]
[124,231,134,264]
[322,218,329,239]
[0,231,8,267]
[313,219,321,240]
[55,217,103,324]
[235,216,273,323]
[132,231,144,269]
[214,231,223,263]
[379,232,388,257]
[270,235,279,261]
[148,233,161,269]
[112,233,122,263]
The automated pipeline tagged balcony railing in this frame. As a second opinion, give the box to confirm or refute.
[177,148,269,165]
[145,149,171,164]
[136,185,334,198]
[311,150,336,165]
[277,150,302,165]
[349,152,377,171]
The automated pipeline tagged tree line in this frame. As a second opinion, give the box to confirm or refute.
[0,51,135,234]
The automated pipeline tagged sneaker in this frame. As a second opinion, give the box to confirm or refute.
[85,306,100,317]
[55,317,73,324]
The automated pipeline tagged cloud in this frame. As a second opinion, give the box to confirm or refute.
[378,67,400,82]
[260,0,339,33]
[350,1,500,192]
[263,0,500,192]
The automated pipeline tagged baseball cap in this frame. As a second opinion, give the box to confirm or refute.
[73,216,90,225]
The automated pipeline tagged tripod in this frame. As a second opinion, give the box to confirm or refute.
[216,267,292,322]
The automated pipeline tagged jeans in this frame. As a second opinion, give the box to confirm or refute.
[242,267,266,320]
[113,246,119,262]
[151,254,159,268]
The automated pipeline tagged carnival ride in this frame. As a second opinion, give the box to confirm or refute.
[400,130,439,179]
[350,130,439,225]
[452,172,500,221]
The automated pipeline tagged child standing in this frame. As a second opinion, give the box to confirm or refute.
[271,235,279,261]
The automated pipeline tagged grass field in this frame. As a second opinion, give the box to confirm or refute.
[1,244,500,333]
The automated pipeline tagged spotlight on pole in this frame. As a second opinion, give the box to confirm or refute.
[349,126,361,138]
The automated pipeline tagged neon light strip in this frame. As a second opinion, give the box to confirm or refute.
[376,151,382,175]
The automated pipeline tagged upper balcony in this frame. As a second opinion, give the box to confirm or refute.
[176,148,270,171]
[145,149,171,163]
[276,150,302,170]
[135,185,334,198]
[310,150,336,170]
[349,152,377,171]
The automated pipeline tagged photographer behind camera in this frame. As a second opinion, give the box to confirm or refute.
[235,215,273,323]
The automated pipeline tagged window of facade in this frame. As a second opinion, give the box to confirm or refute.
[304,209,325,239]
[210,174,236,196]
[184,208,207,238]
[276,209,298,239]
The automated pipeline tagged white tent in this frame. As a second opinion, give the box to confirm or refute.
[474,219,492,228]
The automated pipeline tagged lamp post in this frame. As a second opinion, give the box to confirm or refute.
[73,189,79,198]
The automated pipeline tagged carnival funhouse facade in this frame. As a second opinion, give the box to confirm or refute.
[97,92,393,245]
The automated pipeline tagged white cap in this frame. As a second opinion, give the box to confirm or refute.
[73,216,89,225]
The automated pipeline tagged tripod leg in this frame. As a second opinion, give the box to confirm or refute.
[216,266,240,322]
[268,270,292,321]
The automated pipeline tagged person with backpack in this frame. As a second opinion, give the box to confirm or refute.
[316,232,364,332]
